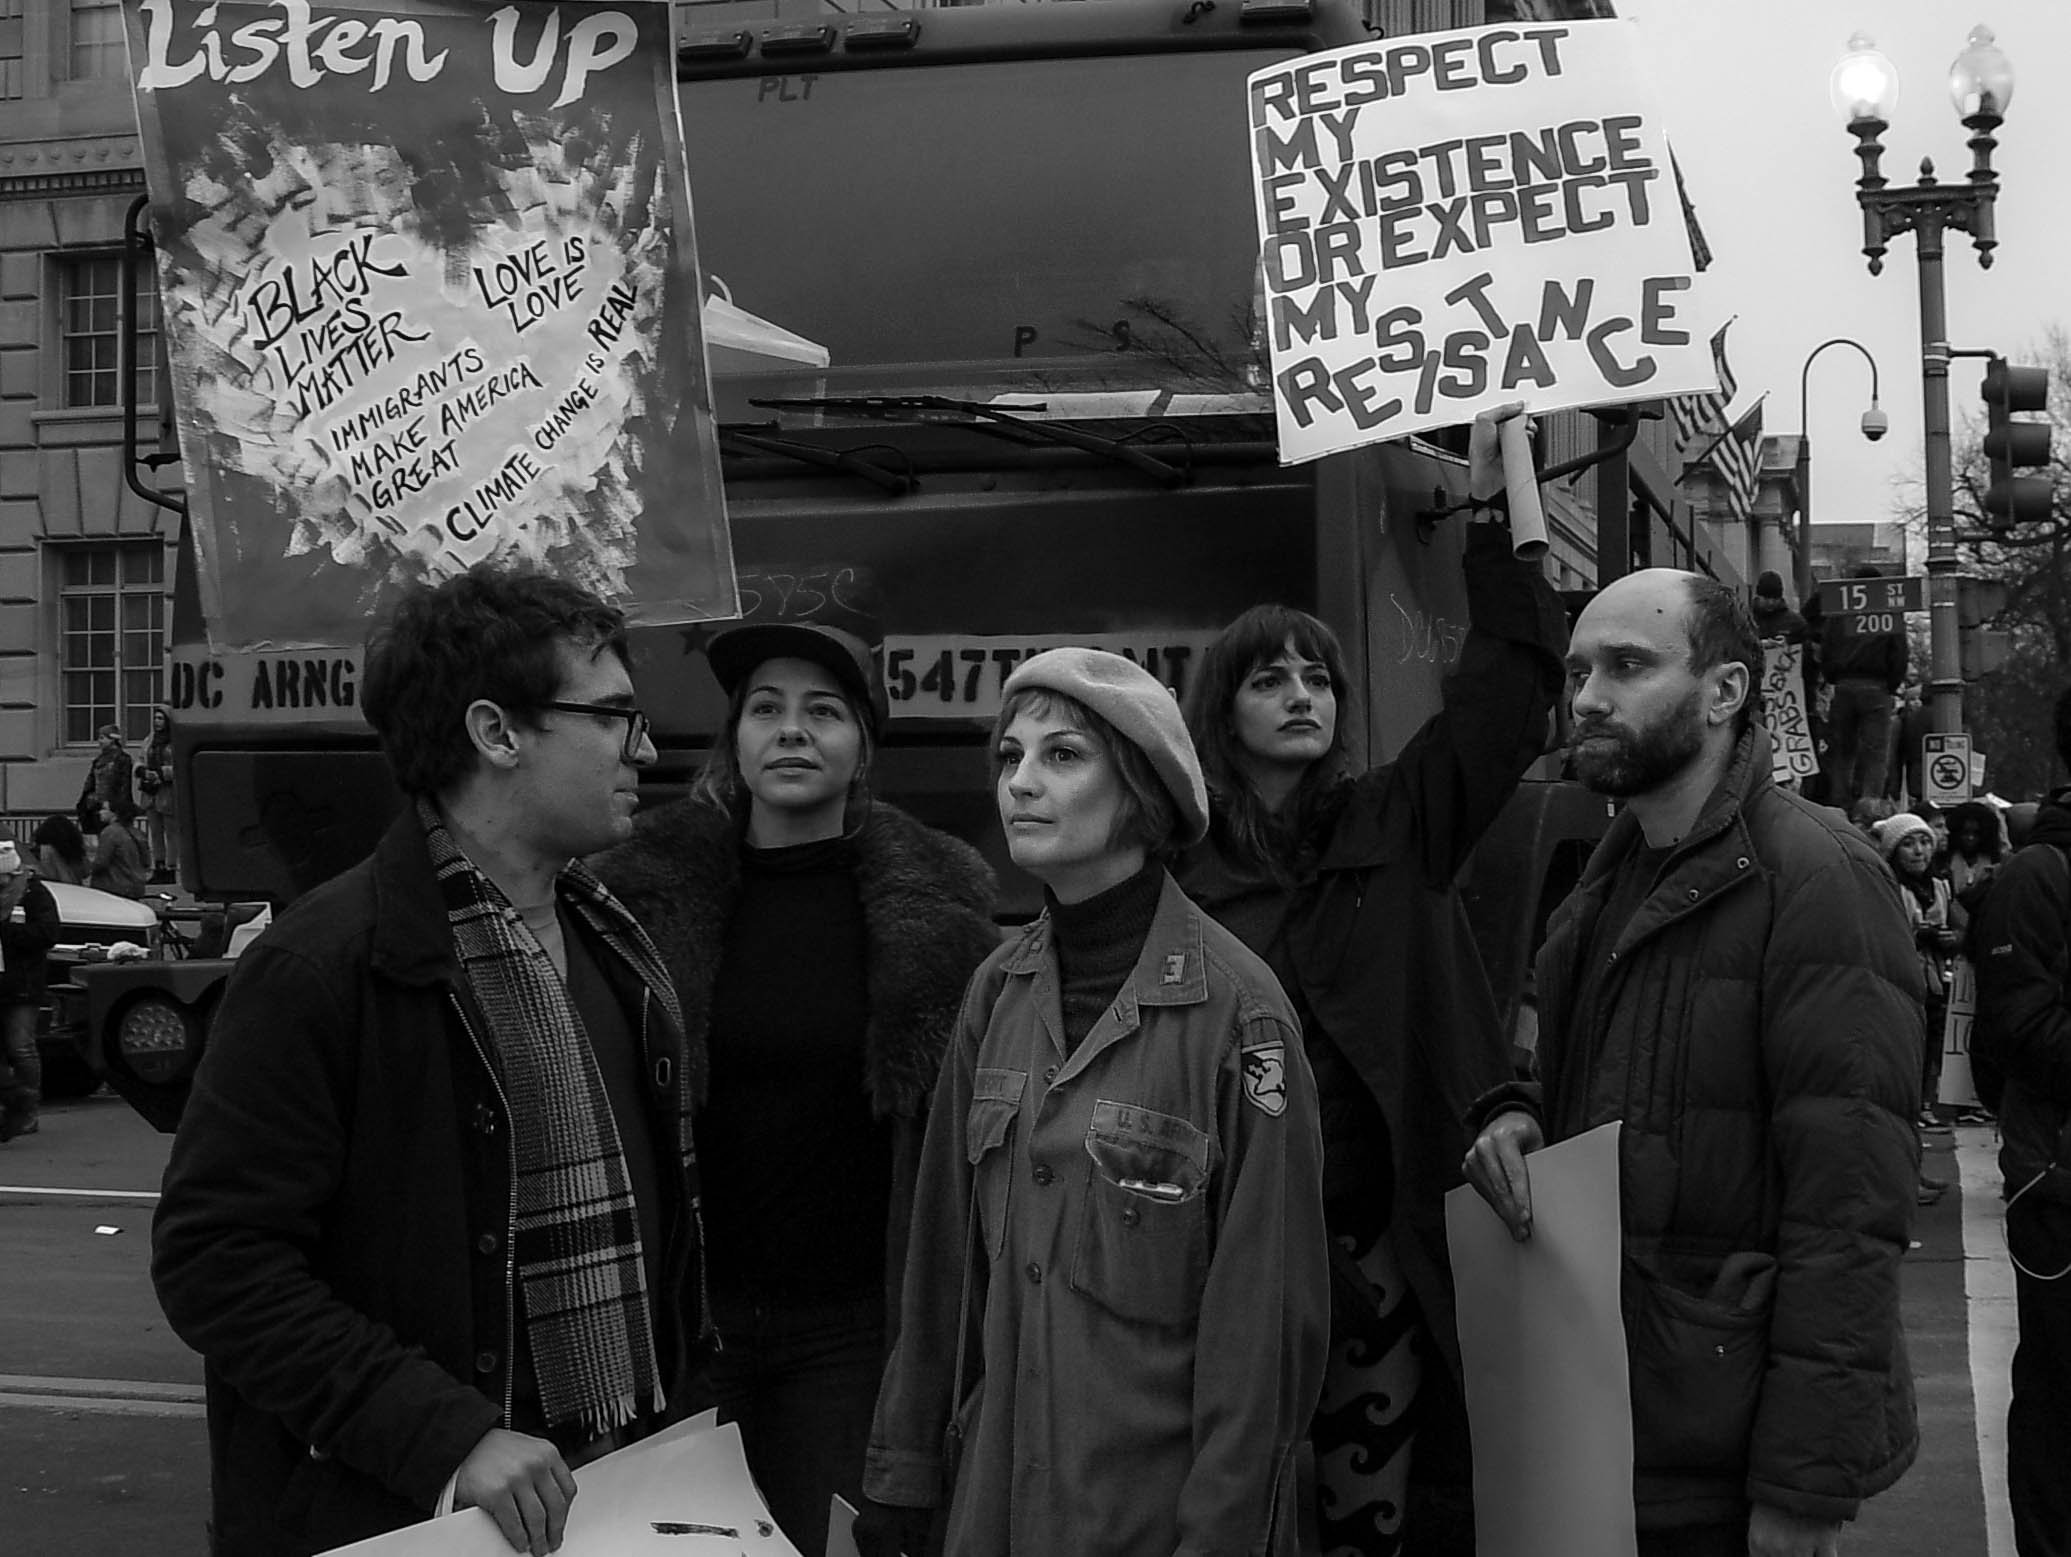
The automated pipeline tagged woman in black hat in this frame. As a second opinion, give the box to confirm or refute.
[590,619,998,1557]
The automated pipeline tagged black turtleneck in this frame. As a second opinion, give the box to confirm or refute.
[703,831,888,1305]
[1048,860,1165,1055]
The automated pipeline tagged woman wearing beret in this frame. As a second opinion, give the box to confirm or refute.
[591,620,998,1557]
[861,648,1329,1557]
[1175,403,1566,1557]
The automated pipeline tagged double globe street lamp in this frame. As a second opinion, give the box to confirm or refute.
[1831,26,2015,736]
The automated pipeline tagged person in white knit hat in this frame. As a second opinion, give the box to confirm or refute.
[860,648,1329,1557]
[1877,810,1961,1154]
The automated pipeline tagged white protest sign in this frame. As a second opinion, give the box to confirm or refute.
[1446,1122,1635,1557]
[321,1416,800,1557]
[1761,640,1818,784]
[1940,956,1981,1109]
[1247,20,1715,463]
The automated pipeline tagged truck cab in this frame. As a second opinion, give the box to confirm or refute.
[74,0,1610,1129]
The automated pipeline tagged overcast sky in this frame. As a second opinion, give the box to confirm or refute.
[1613,0,2069,581]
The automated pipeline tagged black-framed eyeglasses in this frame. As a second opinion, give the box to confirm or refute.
[535,700,652,760]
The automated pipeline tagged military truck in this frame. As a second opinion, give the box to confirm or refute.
[66,0,1613,1130]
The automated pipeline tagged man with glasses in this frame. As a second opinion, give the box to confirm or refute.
[154,563,699,1557]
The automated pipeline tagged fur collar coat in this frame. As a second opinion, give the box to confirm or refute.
[591,797,999,1119]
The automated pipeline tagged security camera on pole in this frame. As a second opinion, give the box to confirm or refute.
[1833,25,2019,737]
[1791,338,1886,608]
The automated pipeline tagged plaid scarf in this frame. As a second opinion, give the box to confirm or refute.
[420,800,694,1439]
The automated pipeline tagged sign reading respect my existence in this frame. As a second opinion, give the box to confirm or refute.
[126,0,737,649]
[1247,20,1716,463]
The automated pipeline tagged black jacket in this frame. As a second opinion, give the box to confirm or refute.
[1176,520,1565,1391]
[1751,598,1808,644]
[591,798,999,1326]
[1820,616,1907,690]
[0,872,60,1003]
[1484,728,1921,1527]
[1973,789,2071,1202]
[153,813,700,1557]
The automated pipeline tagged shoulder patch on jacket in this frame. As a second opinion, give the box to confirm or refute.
[1241,1039,1287,1117]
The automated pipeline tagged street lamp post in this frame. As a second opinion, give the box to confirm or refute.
[1793,339,1886,608]
[1833,27,2015,737]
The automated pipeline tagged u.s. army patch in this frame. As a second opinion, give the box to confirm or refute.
[1241,1042,1287,1117]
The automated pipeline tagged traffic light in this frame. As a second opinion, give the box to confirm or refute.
[1981,358,2053,529]
[1957,574,2011,678]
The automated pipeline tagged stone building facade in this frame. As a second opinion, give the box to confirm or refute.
[0,0,167,820]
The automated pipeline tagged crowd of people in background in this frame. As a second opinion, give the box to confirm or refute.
[0,710,184,1145]
[26,710,184,904]
[1745,566,2025,1223]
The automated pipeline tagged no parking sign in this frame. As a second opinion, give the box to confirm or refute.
[1922,733,1973,806]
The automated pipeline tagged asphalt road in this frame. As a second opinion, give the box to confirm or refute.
[0,1091,207,1557]
[0,1098,2020,1557]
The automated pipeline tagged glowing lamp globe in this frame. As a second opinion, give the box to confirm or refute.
[1831,33,1901,123]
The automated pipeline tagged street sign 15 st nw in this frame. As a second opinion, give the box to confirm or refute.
[1818,576,1927,614]
[1818,575,1925,635]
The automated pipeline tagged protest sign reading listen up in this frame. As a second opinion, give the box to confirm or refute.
[1247,21,1716,463]
[126,0,736,649]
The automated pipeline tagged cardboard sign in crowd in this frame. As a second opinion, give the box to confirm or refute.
[1761,640,1819,785]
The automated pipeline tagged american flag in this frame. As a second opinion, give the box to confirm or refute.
[1668,323,1737,455]
[1706,401,1765,526]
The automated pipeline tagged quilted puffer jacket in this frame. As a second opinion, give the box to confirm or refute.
[1496,727,1922,1528]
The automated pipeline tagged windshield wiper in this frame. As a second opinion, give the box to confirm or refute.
[750,395,1192,488]
[717,423,917,496]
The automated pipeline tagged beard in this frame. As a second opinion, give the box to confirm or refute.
[1567,686,1707,797]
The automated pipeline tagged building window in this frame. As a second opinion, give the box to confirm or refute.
[0,0,24,101]
[71,0,125,79]
[59,544,167,747]
[60,255,159,409]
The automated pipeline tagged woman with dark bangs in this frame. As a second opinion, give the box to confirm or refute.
[1174,403,1567,1557]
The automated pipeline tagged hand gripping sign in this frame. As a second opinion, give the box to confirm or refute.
[1247,20,1718,463]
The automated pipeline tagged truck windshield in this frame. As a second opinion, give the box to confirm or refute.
[679,48,1294,415]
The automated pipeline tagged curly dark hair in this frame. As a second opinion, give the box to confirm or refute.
[1683,576,1764,737]
[1181,604,1352,876]
[361,563,628,799]
[31,813,88,874]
